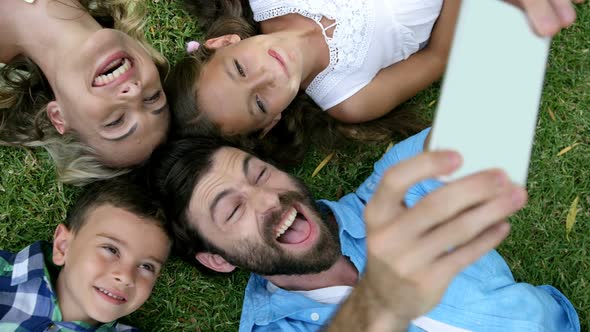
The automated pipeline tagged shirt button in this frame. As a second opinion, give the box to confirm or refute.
[310,312,320,321]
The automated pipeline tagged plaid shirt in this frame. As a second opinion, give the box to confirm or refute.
[0,241,138,332]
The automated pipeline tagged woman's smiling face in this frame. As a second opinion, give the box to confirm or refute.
[48,29,170,167]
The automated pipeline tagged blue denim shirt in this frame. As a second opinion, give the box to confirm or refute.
[239,129,580,332]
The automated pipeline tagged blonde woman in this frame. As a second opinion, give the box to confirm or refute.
[0,0,170,185]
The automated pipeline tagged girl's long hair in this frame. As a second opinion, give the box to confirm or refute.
[0,0,168,185]
[167,0,427,167]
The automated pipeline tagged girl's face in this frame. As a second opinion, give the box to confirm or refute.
[197,34,304,135]
[48,29,170,167]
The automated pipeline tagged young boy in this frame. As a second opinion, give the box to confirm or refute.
[0,178,171,331]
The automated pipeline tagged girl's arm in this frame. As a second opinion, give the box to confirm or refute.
[326,0,460,124]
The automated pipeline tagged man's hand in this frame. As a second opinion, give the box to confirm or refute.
[361,151,527,329]
[506,0,585,36]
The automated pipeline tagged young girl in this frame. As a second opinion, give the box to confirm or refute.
[168,0,581,140]
[0,0,170,185]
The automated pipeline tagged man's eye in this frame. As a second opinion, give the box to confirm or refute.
[234,60,245,77]
[144,91,161,104]
[256,96,266,114]
[105,115,124,128]
[256,168,267,183]
[228,204,241,221]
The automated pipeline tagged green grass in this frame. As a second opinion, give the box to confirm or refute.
[1,1,589,331]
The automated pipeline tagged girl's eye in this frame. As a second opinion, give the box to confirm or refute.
[144,91,161,104]
[234,59,245,77]
[140,263,156,273]
[105,115,124,128]
[256,168,267,183]
[256,96,267,114]
[228,203,242,221]
[103,245,119,256]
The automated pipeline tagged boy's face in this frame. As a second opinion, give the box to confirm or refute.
[52,204,171,325]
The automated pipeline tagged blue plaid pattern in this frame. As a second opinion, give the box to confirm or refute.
[0,241,138,332]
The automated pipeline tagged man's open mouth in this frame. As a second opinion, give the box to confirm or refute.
[275,206,312,245]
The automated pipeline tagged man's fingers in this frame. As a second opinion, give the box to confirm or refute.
[431,222,511,285]
[551,0,578,26]
[397,169,510,237]
[508,0,578,36]
[407,186,526,268]
[387,186,525,274]
[364,151,461,232]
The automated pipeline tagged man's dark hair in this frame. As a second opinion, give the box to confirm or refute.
[148,135,248,268]
[65,176,168,237]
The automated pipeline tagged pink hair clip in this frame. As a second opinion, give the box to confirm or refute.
[186,41,201,53]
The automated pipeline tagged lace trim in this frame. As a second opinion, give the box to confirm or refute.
[251,0,375,107]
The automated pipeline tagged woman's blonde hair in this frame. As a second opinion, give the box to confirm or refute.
[0,0,168,186]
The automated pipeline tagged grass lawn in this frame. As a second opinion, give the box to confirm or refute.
[1,1,589,331]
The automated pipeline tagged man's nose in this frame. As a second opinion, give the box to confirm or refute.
[252,188,281,217]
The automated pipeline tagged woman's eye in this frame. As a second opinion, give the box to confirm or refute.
[144,91,161,104]
[234,59,245,77]
[228,204,241,221]
[256,96,267,114]
[105,115,124,128]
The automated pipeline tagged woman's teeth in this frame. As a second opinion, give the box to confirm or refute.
[276,208,298,238]
[94,58,131,86]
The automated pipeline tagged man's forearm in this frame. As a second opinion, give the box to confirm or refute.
[325,278,409,332]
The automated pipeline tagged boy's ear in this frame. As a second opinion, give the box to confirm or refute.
[46,101,67,135]
[52,224,72,266]
[205,34,242,50]
[195,252,236,273]
[259,113,282,139]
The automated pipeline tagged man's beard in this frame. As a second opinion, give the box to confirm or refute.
[215,179,341,276]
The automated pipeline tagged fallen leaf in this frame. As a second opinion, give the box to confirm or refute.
[428,99,437,107]
[385,142,394,153]
[557,143,581,156]
[565,196,580,240]
[312,152,335,177]
[547,108,556,122]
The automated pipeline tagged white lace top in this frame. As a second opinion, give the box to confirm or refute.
[250,0,443,110]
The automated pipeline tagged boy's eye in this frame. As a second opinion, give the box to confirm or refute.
[105,115,124,128]
[256,96,267,114]
[144,90,161,104]
[234,59,245,77]
[102,245,119,256]
[139,263,156,273]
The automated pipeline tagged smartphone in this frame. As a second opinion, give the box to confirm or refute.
[427,0,551,185]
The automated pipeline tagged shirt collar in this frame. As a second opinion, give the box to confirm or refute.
[317,200,366,239]
[10,241,52,286]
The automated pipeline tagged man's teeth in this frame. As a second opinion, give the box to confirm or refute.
[93,58,131,86]
[276,207,298,238]
[97,287,125,301]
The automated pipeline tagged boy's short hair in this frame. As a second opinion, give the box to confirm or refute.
[65,176,168,235]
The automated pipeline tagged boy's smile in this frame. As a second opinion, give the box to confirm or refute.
[52,204,170,325]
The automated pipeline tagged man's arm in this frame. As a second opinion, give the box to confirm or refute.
[326,151,527,331]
